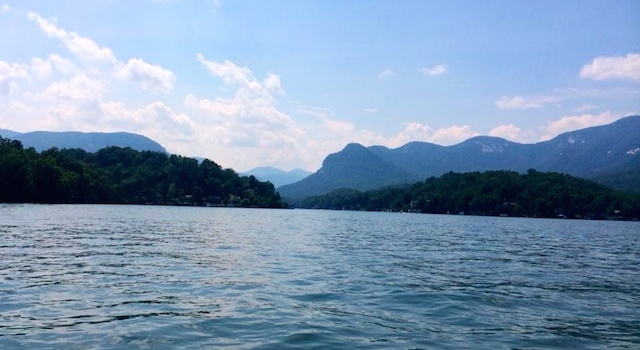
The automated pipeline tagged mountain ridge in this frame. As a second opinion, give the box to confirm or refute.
[279,115,640,200]
[0,130,167,153]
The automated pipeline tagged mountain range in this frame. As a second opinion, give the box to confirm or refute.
[278,115,640,200]
[0,130,167,153]
[0,129,309,187]
[241,167,311,188]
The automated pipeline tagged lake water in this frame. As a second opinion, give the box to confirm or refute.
[1,204,638,349]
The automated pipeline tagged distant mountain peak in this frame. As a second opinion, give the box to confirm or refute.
[343,142,368,152]
[0,130,166,153]
[279,115,640,201]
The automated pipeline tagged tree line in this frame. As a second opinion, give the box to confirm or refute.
[0,136,287,208]
[300,170,640,220]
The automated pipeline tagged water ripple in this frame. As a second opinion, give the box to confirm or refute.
[0,205,639,349]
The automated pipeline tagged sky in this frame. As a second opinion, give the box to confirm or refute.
[1,0,639,172]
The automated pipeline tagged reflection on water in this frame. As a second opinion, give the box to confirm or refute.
[1,204,639,349]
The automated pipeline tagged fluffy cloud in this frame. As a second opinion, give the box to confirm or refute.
[488,124,536,143]
[299,109,355,136]
[572,104,599,112]
[430,125,477,144]
[488,124,522,141]
[27,12,117,65]
[495,96,535,110]
[185,54,313,169]
[378,69,396,81]
[48,54,78,75]
[10,102,35,113]
[114,58,176,93]
[580,53,640,82]
[43,73,104,102]
[197,54,252,85]
[495,95,561,110]
[262,74,283,93]
[419,64,447,76]
[30,57,52,80]
[100,101,194,141]
[187,58,292,127]
[6,9,633,173]
[0,54,79,96]
[541,111,621,140]
[388,122,478,147]
[0,11,185,142]
[0,61,29,95]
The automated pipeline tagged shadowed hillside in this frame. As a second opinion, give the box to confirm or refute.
[279,116,640,200]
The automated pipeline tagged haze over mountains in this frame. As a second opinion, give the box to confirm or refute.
[0,130,167,153]
[241,167,311,188]
[278,115,640,200]
[2,116,639,199]
[0,129,312,187]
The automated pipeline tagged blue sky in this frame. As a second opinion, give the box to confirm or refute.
[1,0,639,172]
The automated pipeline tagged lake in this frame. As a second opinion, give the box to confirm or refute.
[0,204,638,349]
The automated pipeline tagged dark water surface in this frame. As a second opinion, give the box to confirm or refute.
[1,204,638,349]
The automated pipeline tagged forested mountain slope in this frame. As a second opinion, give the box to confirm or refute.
[279,116,640,200]
[0,137,286,208]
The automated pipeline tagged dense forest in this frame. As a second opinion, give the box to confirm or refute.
[300,170,640,220]
[0,136,287,208]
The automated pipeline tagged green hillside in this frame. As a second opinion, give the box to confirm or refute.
[0,136,286,208]
[300,170,640,220]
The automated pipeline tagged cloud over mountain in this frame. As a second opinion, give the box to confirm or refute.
[0,4,637,173]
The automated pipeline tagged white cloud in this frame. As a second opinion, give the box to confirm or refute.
[298,106,331,119]
[185,56,436,170]
[495,95,561,110]
[10,102,35,113]
[6,9,634,173]
[378,69,396,81]
[388,122,478,147]
[2,4,10,12]
[43,73,104,102]
[193,54,290,122]
[389,122,433,146]
[489,124,521,141]
[321,117,356,135]
[185,55,317,170]
[298,107,355,135]
[541,111,622,140]
[197,53,252,85]
[101,101,194,141]
[263,74,283,93]
[30,57,52,80]
[27,12,116,65]
[48,54,78,75]
[430,125,477,145]
[114,58,176,93]
[495,96,534,109]
[580,53,640,82]
[419,64,448,76]
[572,104,599,112]
[0,61,29,95]
[488,124,536,143]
